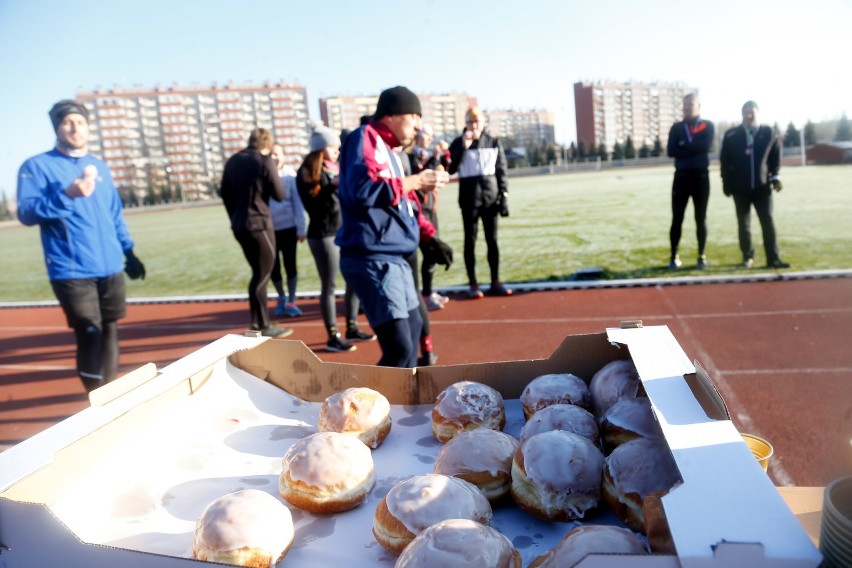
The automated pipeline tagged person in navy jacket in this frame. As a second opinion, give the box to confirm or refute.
[336,86,450,367]
[666,93,715,270]
[17,100,146,392]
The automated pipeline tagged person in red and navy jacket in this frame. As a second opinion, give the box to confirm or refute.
[666,93,715,271]
[336,86,451,368]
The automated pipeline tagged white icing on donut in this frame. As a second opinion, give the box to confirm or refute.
[318,387,390,435]
[531,524,648,567]
[521,373,591,413]
[434,429,519,477]
[385,474,492,535]
[589,360,641,419]
[519,404,599,445]
[194,489,293,557]
[601,397,662,440]
[433,381,504,426]
[395,518,517,568]
[605,437,680,498]
[281,432,375,494]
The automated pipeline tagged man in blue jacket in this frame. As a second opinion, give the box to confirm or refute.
[17,100,146,393]
[666,93,715,270]
[337,86,449,367]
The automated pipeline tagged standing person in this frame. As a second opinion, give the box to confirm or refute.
[16,100,147,393]
[269,144,306,317]
[720,101,790,269]
[337,86,450,367]
[666,93,715,270]
[449,107,511,298]
[297,125,375,353]
[220,128,293,338]
[409,125,450,311]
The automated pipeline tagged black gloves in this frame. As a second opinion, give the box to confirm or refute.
[770,177,783,192]
[498,191,509,217]
[424,237,454,270]
[124,248,146,280]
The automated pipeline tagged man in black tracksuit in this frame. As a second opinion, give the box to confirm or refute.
[666,93,714,270]
[719,101,789,269]
[449,107,511,298]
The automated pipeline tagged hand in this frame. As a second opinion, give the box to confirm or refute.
[65,177,95,198]
[498,191,509,217]
[124,249,146,280]
[418,169,449,192]
[771,177,783,192]
[425,237,453,270]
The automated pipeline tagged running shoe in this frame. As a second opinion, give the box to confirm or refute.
[252,324,294,339]
[346,327,376,342]
[668,256,682,270]
[431,291,450,305]
[467,286,484,299]
[283,302,302,317]
[485,282,513,296]
[326,333,356,352]
[424,294,444,311]
[741,258,754,268]
[696,256,708,270]
[767,259,791,269]
[273,299,287,317]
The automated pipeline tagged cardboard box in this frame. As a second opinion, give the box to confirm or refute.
[0,326,822,567]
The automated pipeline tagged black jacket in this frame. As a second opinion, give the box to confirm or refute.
[667,118,715,171]
[297,168,342,239]
[448,128,508,210]
[719,125,780,194]
[220,148,284,232]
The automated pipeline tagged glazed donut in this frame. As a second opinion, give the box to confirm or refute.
[432,381,505,443]
[599,396,663,452]
[520,373,591,420]
[528,524,648,567]
[395,519,521,568]
[373,474,492,556]
[433,429,520,501]
[318,387,392,448]
[193,489,295,567]
[510,430,605,521]
[518,403,600,447]
[589,359,642,420]
[602,437,681,532]
[279,431,375,514]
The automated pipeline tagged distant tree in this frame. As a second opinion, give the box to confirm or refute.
[568,142,577,162]
[577,140,586,160]
[804,121,817,145]
[624,136,636,159]
[834,113,851,142]
[528,145,543,167]
[160,184,174,204]
[651,136,663,157]
[639,142,650,158]
[598,141,609,161]
[611,141,624,161]
[545,144,558,164]
[0,193,10,220]
[784,122,801,147]
[143,185,157,206]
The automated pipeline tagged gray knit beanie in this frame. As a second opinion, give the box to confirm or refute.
[309,126,341,152]
[49,100,89,131]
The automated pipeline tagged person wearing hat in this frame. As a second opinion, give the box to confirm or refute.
[220,127,293,339]
[297,124,375,353]
[336,86,451,367]
[449,106,511,299]
[719,101,790,269]
[16,99,147,393]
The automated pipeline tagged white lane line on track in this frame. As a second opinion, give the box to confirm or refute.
[652,285,797,487]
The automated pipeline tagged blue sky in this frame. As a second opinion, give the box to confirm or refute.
[1,0,849,199]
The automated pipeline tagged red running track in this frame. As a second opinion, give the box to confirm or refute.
[1,277,850,487]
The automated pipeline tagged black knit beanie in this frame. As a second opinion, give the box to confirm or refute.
[374,86,421,118]
[49,100,89,131]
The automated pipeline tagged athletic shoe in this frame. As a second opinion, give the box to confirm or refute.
[741,258,754,268]
[431,291,450,305]
[668,256,682,270]
[252,324,294,339]
[485,282,513,296]
[424,294,444,311]
[283,302,302,317]
[326,334,356,352]
[346,327,376,342]
[273,299,287,317]
[768,259,791,269]
[418,352,438,366]
[696,256,708,270]
[467,286,484,299]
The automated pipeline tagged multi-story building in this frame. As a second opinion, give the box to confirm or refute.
[484,108,555,148]
[77,81,310,201]
[574,80,695,153]
[319,92,476,142]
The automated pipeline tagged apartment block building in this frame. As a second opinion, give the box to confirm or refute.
[484,108,555,148]
[77,81,310,201]
[319,92,476,142]
[574,80,695,153]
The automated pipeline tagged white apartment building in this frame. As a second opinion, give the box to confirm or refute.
[77,81,310,201]
[484,108,555,148]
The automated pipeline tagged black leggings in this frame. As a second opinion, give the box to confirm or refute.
[234,228,276,329]
[670,170,710,258]
[461,204,500,286]
[271,226,299,298]
[374,308,421,368]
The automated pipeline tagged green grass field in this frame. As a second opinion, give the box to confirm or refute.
[3,164,851,303]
